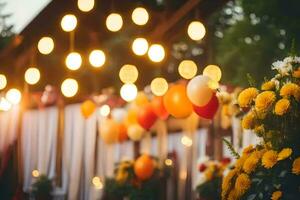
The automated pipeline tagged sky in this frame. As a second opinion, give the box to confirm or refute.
[1,0,51,33]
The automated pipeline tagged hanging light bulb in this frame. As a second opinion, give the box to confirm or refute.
[150,77,168,96]
[0,97,12,111]
[61,78,78,98]
[178,60,198,79]
[89,50,106,68]
[131,7,149,26]
[6,88,22,105]
[187,21,206,41]
[148,44,165,63]
[25,67,40,85]
[203,65,222,82]
[119,64,138,84]
[78,0,94,12]
[120,83,138,102]
[132,38,148,56]
[0,74,7,90]
[106,13,123,32]
[61,14,77,32]
[65,52,82,70]
[99,104,110,117]
[38,37,54,55]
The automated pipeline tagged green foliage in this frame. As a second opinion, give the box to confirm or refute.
[223,138,240,159]
[196,177,222,200]
[31,175,53,199]
[0,2,14,50]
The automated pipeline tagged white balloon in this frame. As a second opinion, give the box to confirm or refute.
[187,75,213,106]
[111,108,127,123]
[127,124,144,141]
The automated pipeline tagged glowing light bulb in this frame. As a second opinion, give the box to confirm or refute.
[119,64,138,84]
[120,83,137,102]
[89,50,106,68]
[65,52,82,70]
[132,38,148,56]
[61,14,77,32]
[203,65,222,82]
[38,37,54,55]
[165,159,173,166]
[148,44,165,62]
[0,97,11,111]
[106,13,123,32]
[150,77,168,96]
[0,74,7,90]
[25,68,40,85]
[61,78,78,98]
[187,21,206,41]
[32,170,40,178]
[132,7,149,26]
[6,88,21,105]
[78,0,94,12]
[92,176,103,189]
[181,136,193,147]
[178,60,198,79]
[100,104,110,117]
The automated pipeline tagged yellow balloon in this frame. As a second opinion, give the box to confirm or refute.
[187,75,213,106]
[134,92,149,106]
[127,124,144,141]
[203,65,222,82]
[81,100,96,118]
[100,118,119,144]
[124,109,138,127]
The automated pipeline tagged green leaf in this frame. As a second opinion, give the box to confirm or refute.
[222,138,240,159]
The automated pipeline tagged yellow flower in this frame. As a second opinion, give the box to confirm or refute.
[222,169,237,197]
[271,191,282,200]
[280,82,300,101]
[227,189,239,200]
[235,173,251,197]
[243,151,261,174]
[254,124,264,135]
[242,112,256,129]
[262,150,278,169]
[238,87,259,107]
[204,169,213,180]
[277,148,292,161]
[292,157,300,175]
[261,81,275,91]
[292,68,300,78]
[243,145,254,155]
[274,99,290,115]
[255,91,276,113]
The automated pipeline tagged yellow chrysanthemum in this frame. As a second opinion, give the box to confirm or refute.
[235,173,251,197]
[292,68,300,78]
[292,157,300,175]
[277,148,292,161]
[243,145,254,155]
[255,91,276,113]
[274,99,290,116]
[243,151,261,174]
[271,191,282,200]
[262,150,278,169]
[261,81,275,91]
[242,112,256,129]
[227,189,239,200]
[238,87,259,107]
[254,124,264,135]
[204,169,213,181]
[280,82,300,101]
[222,169,237,199]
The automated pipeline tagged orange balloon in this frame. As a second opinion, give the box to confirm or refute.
[151,96,169,120]
[134,154,154,181]
[118,123,128,143]
[134,92,149,106]
[163,84,193,118]
[81,100,96,118]
[124,109,138,127]
[100,118,119,144]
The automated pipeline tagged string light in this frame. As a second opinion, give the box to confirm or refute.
[106,13,123,32]
[165,159,173,166]
[6,88,21,105]
[119,64,138,84]
[25,68,40,85]
[181,136,193,147]
[32,170,40,178]
[203,65,222,82]
[61,14,77,32]
[187,21,206,41]
[178,60,198,79]
[65,52,82,70]
[38,37,54,55]
[148,44,165,62]
[78,0,94,12]
[92,176,103,189]
[120,83,138,102]
[89,50,106,68]
[100,104,110,117]
[132,7,149,26]
[0,74,7,90]
[150,77,168,96]
[0,97,11,111]
[61,78,78,98]
[132,38,148,56]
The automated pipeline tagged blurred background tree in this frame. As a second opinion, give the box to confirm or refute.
[0,2,14,49]
[207,0,300,86]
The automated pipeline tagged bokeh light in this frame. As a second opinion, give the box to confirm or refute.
[6,88,22,105]
[89,50,106,68]
[187,21,206,41]
[132,38,149,56]
[178,60,198,79]
[38,37,54,55]
[203,64,222,82]
[0,97,11,111]
[100,104,111,117]
[150,77,168,96]
[92,176,103,189]
[61,78,78,98]
[32,170,40,178]
[61,14,77,32]
[119,64,138,84]
[181,136,193,147]
[65,52,82,70]
[25,68,40,85]
[106,13,123,32]
[148,44,165,62]
[78,0,94,12]
[120,83,138,102]
[0,74,7,90]
[132,7,149,26]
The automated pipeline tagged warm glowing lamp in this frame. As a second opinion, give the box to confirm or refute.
[106,13,123,32]
[178,60,198,79]
[148,44,165,62]
[32,170,40,178]
[132,38,148,56]
[6,88,21,105]
[38,37,54,55]
[187,21,206,41]
[61,78,78,97]
[65,52,82,70]
[61,14,77,32]
[0,74,7,90]
[100,104,110,117]
[181,136,193,147]
[78,0,94,12]
[89,50,106,68]
[25,68,40,85]
[165,159,173,166]
[0,97,11,111]
[119,64,138,83]
[120,83,138,102]
[150,77,168,96]
[92,176,103,189]
[131,7,149,26]
[203,65,222,82]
